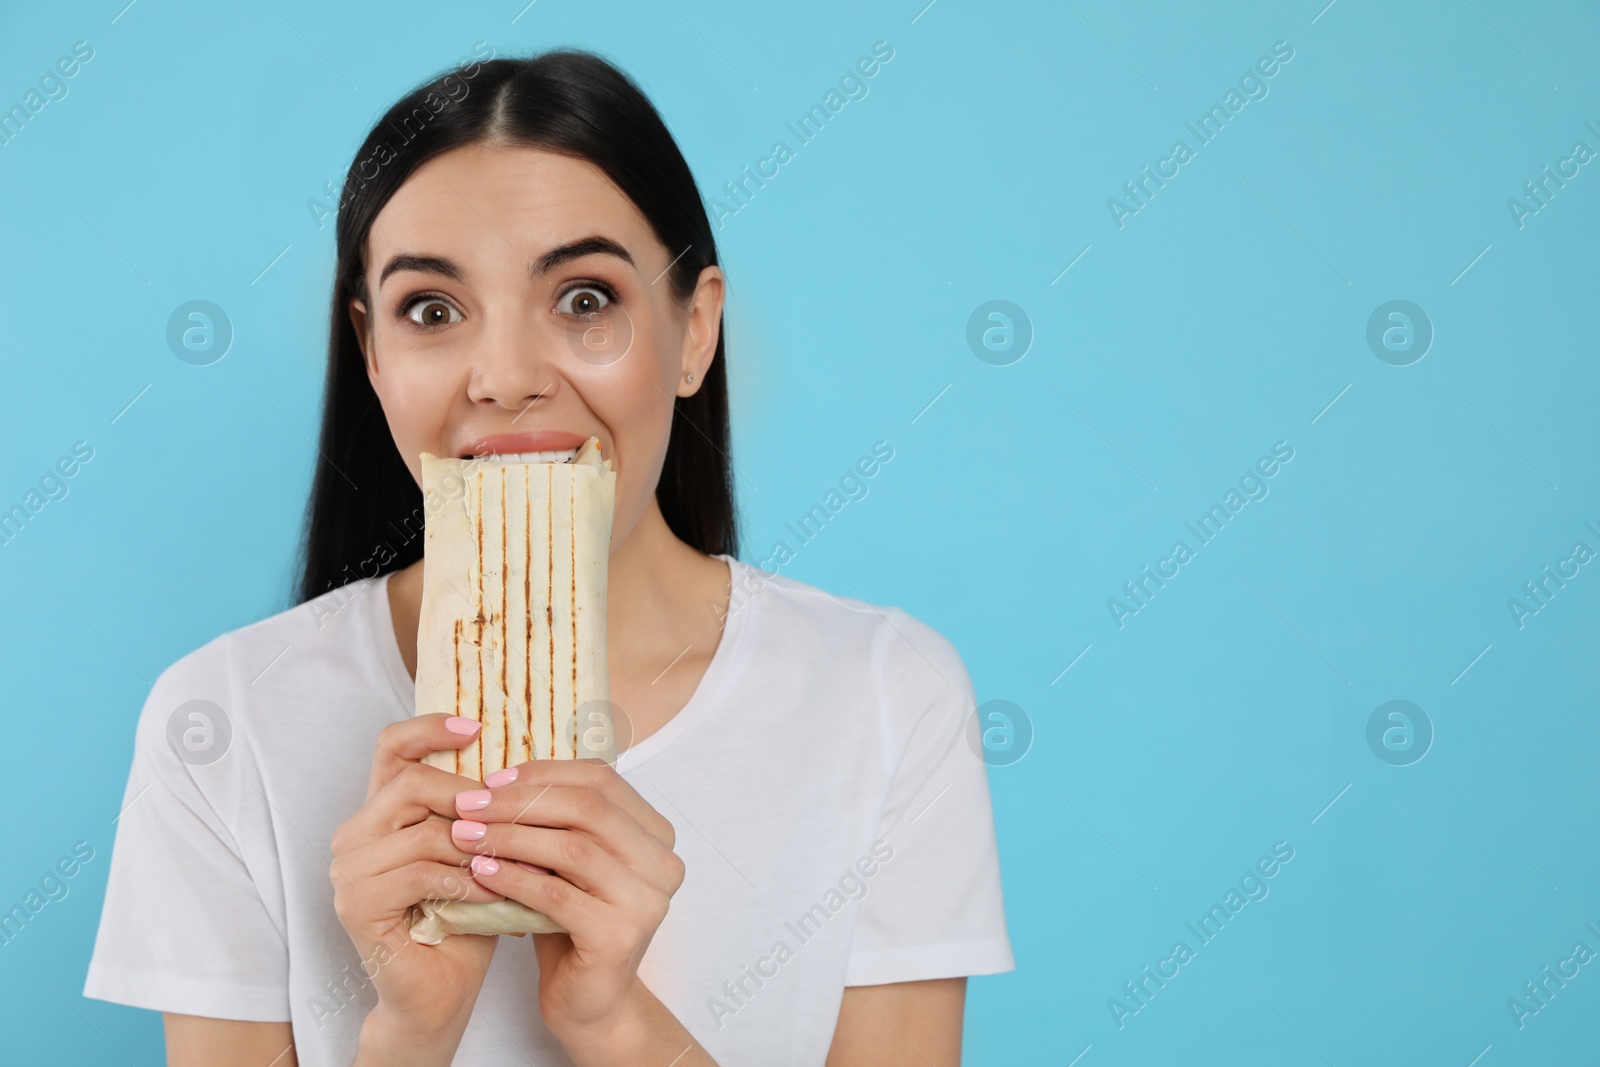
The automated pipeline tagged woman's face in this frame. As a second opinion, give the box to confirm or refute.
[348,142,724,552]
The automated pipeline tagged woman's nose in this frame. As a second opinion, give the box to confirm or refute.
[465,326,559,411]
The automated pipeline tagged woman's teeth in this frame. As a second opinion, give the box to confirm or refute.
[484,448,579,464]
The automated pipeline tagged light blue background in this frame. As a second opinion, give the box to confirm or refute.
[2,0,1597,1063]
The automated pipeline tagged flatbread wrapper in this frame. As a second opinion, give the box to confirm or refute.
[405,437,617,945]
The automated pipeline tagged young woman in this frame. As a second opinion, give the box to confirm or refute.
[84,48,1012,1066]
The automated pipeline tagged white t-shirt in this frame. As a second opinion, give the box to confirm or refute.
[83,554,1013,1066]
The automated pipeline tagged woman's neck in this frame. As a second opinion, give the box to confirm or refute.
[384,497,730,686]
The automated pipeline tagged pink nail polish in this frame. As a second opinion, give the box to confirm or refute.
[457,789,492,812]
[452,819,487,841]
[446,716,482,736]
[471,855,499,876]
[485,767,518,788]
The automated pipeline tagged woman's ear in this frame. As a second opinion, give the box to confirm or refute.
[348,298,378,380]
[677,265,725,397]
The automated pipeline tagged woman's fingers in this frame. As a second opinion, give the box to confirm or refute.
[335,726,682,950]
[329,820,508,932]
[333,858,506,935]
[482,759,677,851]
[332,713,486,859]
[464,854,648,950]
[366,714,485,802]
[450,819,648,903]
[460,770,684,897]
[332,817,492,893]
[334,761,487,856]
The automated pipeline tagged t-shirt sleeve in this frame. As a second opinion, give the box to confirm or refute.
[82,640,292,1021]
[844,608,1015,987]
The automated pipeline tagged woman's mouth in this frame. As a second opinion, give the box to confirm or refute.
[458,430,591,461]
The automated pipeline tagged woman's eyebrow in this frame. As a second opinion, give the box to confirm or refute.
[377,236,635,289]
[531,235,635,276]
[379,253,464,288]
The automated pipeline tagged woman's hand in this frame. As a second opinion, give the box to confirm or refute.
[329,714,509,1060]
[451,757,686,1047]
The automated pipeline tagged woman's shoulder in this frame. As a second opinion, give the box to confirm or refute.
[142,576,392,711]
[723,556,970,691]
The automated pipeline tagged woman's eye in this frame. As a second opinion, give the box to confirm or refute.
[557,284,615,317]
[402,296,462,329]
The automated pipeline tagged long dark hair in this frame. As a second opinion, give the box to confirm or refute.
[293,47,737,606]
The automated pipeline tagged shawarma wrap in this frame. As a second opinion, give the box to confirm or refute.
[405,436,617,945]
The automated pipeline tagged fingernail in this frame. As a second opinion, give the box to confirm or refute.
[456,789,492,812]
[471,855,499,876]
[452,819,487,841]
[516,860,551,875]
[485,767,519,788]
[446,717,482,736]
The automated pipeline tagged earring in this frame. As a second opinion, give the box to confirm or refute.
[684,372,695,384]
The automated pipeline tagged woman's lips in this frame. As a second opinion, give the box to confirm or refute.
[458,430,591,458]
